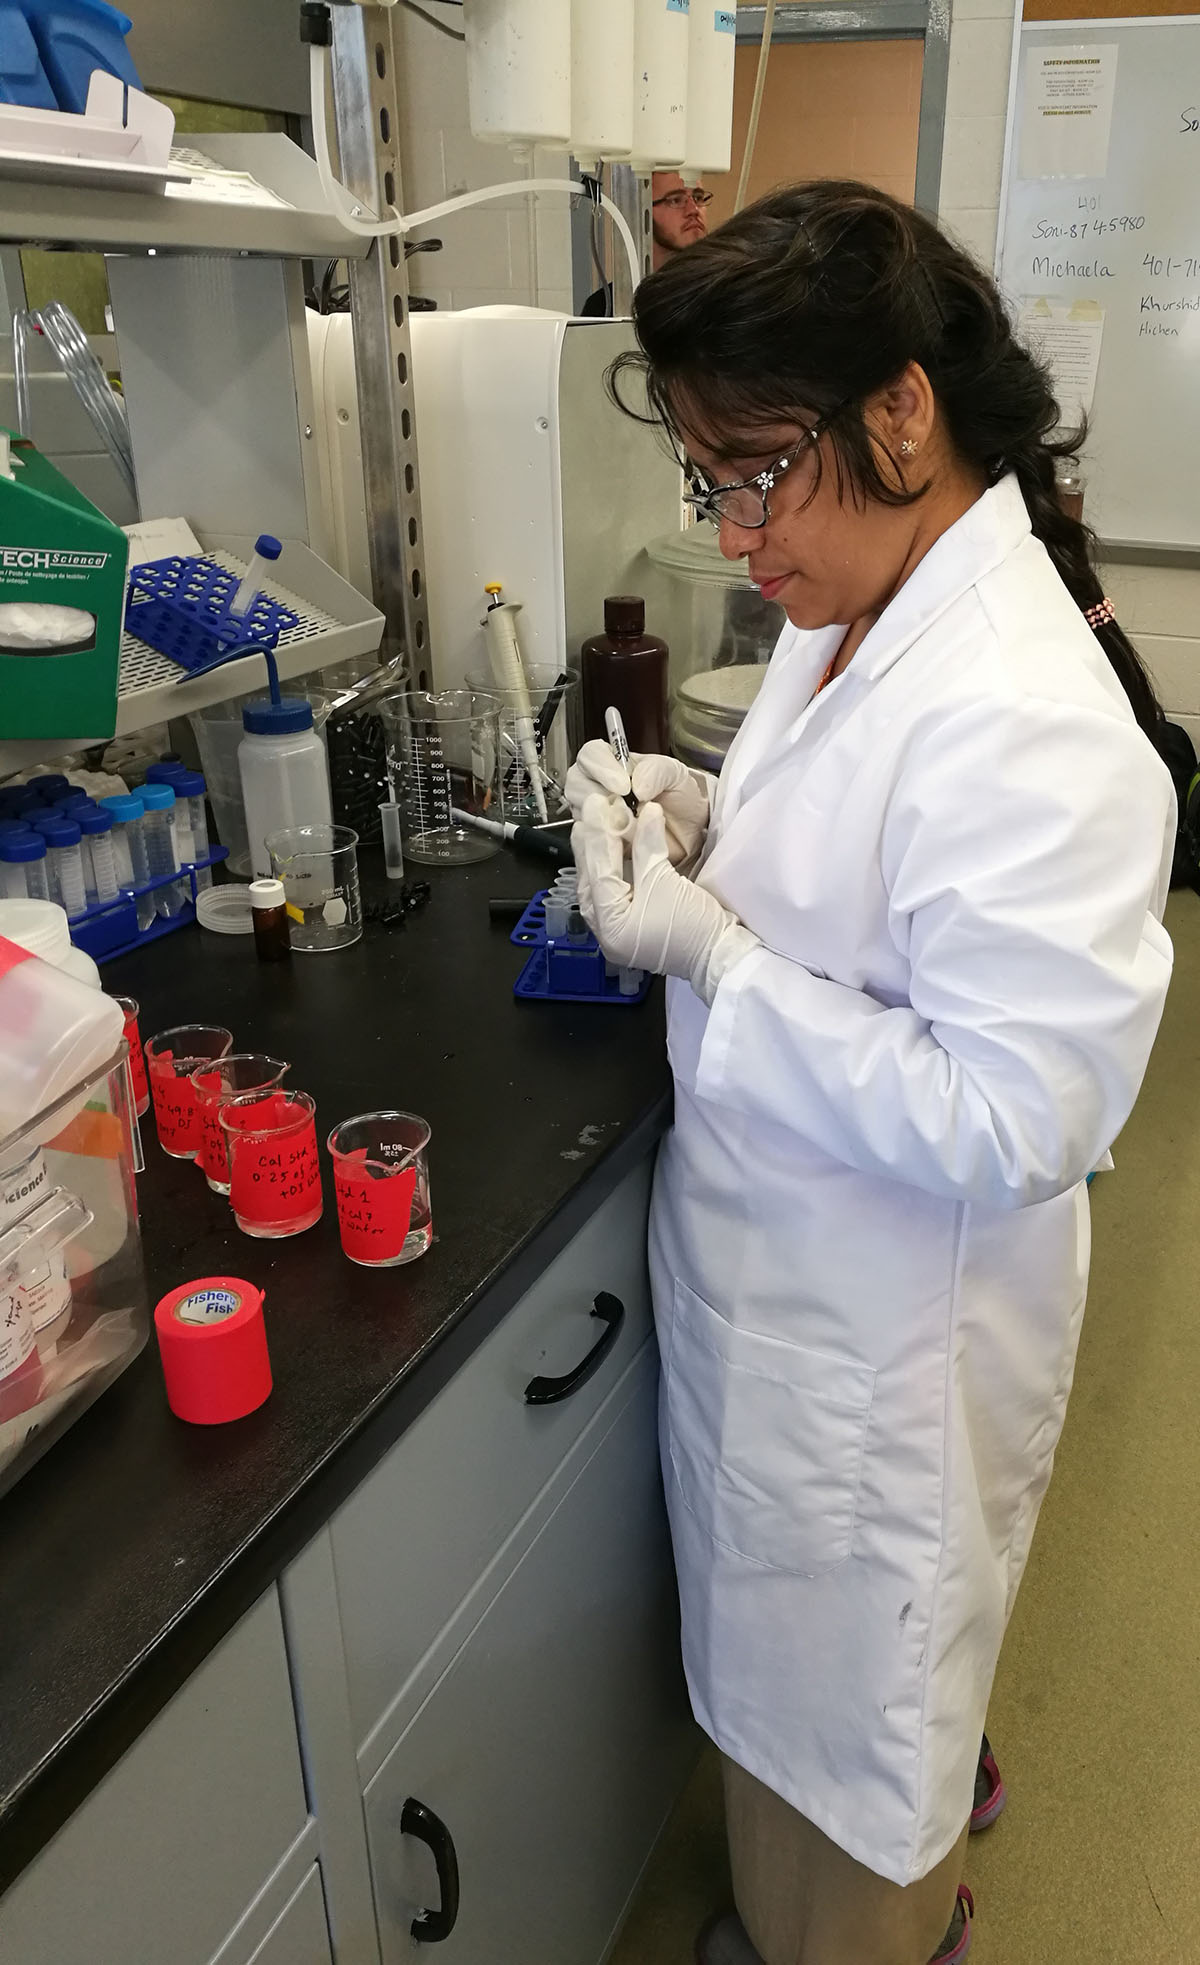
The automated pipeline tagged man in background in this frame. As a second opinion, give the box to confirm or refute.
[581,172,712,317]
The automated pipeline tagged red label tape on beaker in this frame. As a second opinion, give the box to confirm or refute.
[155,1276,271,1425]
[334,1149,417,1263]
[228,1097,322,1227]
[150,1058,198,1155]
[122,1008,148,1113]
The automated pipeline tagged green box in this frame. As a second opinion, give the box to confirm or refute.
[0,431,128,742]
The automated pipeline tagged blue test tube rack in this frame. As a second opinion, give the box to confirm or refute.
[126,554,300,677]
[67,845,229,964]
[508,891,651,1006]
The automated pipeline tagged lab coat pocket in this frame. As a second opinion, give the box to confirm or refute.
[666,1280,877,1578]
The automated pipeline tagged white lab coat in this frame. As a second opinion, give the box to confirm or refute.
[649,474,1174,1887]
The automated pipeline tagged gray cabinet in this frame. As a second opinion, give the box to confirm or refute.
[331,1161,657,1760]
[363,1351,695,1965]
[241,1867,334,1965]
[0,1592,315,1965]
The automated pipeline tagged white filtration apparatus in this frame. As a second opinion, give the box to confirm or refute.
[461,0,736,174]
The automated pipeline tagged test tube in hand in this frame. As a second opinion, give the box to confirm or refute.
[228,533,283,619]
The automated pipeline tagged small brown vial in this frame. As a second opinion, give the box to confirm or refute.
[248,877,291,962]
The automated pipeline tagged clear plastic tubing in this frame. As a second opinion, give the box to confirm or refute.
[76,804,119,905]
[173,770,212,891]
[138,783,188,918]
[101,794,156,932]
[0,831,50,901]
[40,817,86,918]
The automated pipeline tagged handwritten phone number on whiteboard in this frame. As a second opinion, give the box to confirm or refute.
[1032,216,1145,241]
[1143,255,1200,279]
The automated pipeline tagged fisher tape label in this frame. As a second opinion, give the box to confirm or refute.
[174,1285,246,1326]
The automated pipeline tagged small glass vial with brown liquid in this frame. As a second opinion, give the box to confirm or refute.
[249,877,291,962]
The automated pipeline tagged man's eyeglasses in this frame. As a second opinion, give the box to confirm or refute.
[681,423,831,530]
[652,188,714,210]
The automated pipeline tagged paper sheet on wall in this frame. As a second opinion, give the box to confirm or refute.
[1019,44,1117,180]
[1016,297,1105,430]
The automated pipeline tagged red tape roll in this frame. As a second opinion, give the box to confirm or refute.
[155,1276,272,1425]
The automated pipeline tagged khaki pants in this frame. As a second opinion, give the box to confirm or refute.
[723,1757,970,1965]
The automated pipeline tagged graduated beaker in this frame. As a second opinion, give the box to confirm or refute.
[145,1025,234,1159]
[328,1110,432,1267]
[219,1089,323,1238]
[465,665,577,826]
[378,688,501,865]
[265,824,361,953]
[190,1053,290,1194]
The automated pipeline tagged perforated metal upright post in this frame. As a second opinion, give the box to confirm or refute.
[329,5,431,684]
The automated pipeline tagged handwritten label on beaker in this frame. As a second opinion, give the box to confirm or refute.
[230,1121,322,1224]
[334,1162,417,1262]
[150,1060,198,1153]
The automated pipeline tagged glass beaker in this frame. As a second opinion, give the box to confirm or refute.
[219,1089,323,1239]
[190,1053,291,1195]
[265,823,362,954]
[145,1025,234,1160]
[465,665,578,826]
[327,1111,432,1267]
[378,688,502,866]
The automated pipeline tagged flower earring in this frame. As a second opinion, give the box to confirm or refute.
[899,439,920,457]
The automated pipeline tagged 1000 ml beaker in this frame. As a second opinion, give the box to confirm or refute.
[379,689,501,866]
[266,824,362,953]
[465,665,577,827]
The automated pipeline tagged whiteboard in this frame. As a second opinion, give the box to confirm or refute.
[997,17,1200,550]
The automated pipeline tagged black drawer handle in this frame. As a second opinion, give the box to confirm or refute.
[401,1796,460,1942]
[524,1291,625,1405]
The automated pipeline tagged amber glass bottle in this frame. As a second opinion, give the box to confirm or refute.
[580,596,670,754]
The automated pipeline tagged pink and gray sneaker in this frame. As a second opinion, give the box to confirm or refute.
[931,1886,974,1961]
[971,1734,1007,1833]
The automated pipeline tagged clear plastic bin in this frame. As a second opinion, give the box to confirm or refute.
[0,1045,149,1497]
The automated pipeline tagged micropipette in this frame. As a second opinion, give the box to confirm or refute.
[483,583,548,822]
[228,533,283,619]
[450,807,573,865]
[604,706,639,814]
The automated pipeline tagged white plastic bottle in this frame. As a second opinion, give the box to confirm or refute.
[0,929,121,1138]
[239,694,333,880]
[0,897,102,987]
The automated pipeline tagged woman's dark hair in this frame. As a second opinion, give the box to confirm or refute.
[612,180,1161,738]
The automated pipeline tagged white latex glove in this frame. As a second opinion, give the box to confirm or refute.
[572,795,759,1007]
[565,741,713,870]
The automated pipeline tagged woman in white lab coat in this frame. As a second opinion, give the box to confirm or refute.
[567,183,1174,1965]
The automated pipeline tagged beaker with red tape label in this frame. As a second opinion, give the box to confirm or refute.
[145,1024,233,1159]
[190,1053,290,1195]
[328,1111,432,1267]
[220,1089,323,1238]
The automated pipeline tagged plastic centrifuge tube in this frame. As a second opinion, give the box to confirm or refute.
[379,802,405,880]
[76,805,119,905]
[138,783,189,918]
[100,794,155,932]
[619,968,643,996]
[173,771,212,891]
[0,830,49,901]
[41,817,86,917]
[544,896,570,939]
[227,533,282,618]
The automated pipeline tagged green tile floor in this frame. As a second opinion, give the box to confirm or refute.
[612,891,1200,1965]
